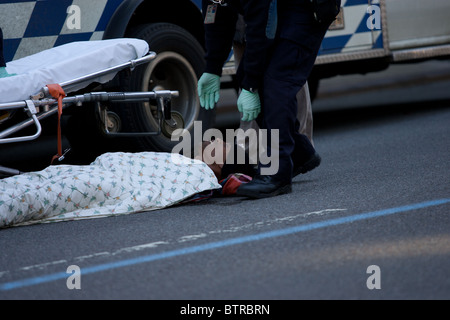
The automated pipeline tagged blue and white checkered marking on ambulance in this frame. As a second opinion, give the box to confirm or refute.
[0,0,123,62]
[1,0,383,64]
[319,0,383,55]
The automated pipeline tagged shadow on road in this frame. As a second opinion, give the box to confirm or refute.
[313,98,450,132]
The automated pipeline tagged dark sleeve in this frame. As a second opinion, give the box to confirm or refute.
[0,28,6,67]
[240,0,273,91]
[202,0,239,76]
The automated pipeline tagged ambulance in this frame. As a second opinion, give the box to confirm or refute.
[1,0,449,159]
[307,0,450,99]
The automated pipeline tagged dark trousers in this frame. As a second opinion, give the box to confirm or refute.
[257,11,330,182]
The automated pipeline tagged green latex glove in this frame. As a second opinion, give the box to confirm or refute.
[197,72,220,110]
[0,67,16,78]
[237,89,261,121]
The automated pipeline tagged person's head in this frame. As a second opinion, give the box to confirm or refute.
[194,138,231,180]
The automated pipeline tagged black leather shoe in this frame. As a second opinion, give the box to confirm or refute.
[293,152,321,177]
[236,175,292,199]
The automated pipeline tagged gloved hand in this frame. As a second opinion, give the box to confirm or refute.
[0,67,15,78]
[197,72,221,110]
[237,89,261,121]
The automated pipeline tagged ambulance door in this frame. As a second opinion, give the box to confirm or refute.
[0,0,114,62]
[318,0,384,58]
[385,0,450,50]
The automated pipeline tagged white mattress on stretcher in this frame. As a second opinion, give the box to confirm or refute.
[0,38,149,103]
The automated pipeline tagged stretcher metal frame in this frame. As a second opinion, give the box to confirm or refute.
[0,51,179,176]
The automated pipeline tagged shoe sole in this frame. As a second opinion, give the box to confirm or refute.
[293,153,321,177]
[236,183,292,199]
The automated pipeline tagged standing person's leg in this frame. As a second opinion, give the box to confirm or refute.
[234,35,315,158]
[234,43,317,174]
[232,15,261,165]
[236,37,312,199]
[233,38,259,151]
[236,20,328,198]
[233,14,259,144]
[297,81,314,146]
[235,49,314,147]
[258,37,315,184]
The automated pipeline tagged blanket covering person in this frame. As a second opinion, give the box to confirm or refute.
[0,152,222,228]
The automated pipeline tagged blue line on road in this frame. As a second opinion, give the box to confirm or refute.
[1,198,449,291]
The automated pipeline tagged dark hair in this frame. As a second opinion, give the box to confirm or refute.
[194,140,257,179]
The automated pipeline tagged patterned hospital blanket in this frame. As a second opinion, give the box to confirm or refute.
[0,152,221,228]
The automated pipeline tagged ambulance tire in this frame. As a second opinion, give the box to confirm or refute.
[115,23,214,154]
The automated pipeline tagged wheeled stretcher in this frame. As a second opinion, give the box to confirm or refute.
[0,38,180,176]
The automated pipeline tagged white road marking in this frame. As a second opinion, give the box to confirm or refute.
[0,208,346,277]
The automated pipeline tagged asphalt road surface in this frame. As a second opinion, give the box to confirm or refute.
[0,59,449,304]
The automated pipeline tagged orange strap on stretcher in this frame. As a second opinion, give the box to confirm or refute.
[47,84,66,164]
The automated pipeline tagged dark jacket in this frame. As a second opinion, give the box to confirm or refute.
[201,0,336,92]
[202,0,275,92]
[0,28,6,67]
[202,0,334,89]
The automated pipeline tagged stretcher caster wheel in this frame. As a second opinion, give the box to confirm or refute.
[99,111,122,135]
[161,111,184,138]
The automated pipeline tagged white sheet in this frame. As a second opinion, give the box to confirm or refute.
[0,152,221,228]
[0,38,149,103]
